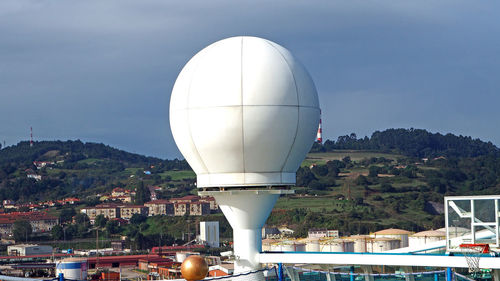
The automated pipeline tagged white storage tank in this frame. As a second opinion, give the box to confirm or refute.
[319,239,354,252]
[437,227,470,238]
[371,228,412,247]
[345,235,370,253]
[409,230,446,248]
[305,238,320,252]
[55,258,87,281]
[262,239,277,252]
[366,238,401,252]
[270,240,306,252]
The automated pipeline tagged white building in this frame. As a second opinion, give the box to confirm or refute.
[200,221,219,248]
[7,244,53,256]
[308,228,339,239]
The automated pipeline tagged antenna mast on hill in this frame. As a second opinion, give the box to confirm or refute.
[30,127,33,147]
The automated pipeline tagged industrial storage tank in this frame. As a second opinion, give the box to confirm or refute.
[409,230,446,248]
[437,227,470,238]
[319,239,354,252]
[270,240,306,252]
[345,235,370,252]
[55,258,87,281]
[304,238,320,252]
[371,228,412,247]
[366,238,401,252]
[262,239,277,252]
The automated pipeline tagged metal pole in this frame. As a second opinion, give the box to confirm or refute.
[445,198,449,250]
[496,199,499,248]
[350,266,355,281]
[471,200,476,244]
[278,263,283,281]
[446,268,453,281]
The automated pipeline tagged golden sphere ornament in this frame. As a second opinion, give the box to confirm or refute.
[181,255,209,281]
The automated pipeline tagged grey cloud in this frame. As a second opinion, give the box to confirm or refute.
[1,0,500,158]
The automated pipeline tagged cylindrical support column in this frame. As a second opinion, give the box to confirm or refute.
[233,228,262,271]
[201,189,291,274]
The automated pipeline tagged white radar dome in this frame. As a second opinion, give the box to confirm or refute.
[170,36,320,188]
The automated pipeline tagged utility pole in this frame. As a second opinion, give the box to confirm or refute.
[96,229,99,269]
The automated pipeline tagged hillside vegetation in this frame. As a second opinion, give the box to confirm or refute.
[0,140,191,202]
[1,129,499,238]
[312,128,499,158]
[268,129,500,236]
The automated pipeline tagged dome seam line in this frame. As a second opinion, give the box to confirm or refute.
[175,105,319,110]
[265,41,301,176]
[240,37,246,181]
[185,48,210,178]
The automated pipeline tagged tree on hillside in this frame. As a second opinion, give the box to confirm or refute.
[296,167,317,187]
[130,213,147,225]
[74,213,90,226]
[106,220,120,234]
[51,225,64,240]
[13,219,32,242]
[59,208,76,224]
[95,214,108,228]
[134,181,151,205]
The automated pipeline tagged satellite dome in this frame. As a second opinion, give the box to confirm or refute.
[170,36,320,188]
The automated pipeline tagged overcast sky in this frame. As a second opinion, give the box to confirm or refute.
[1,1,499,159]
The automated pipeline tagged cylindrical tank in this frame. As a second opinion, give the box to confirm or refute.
[366,238,401,252]
[409,230,446,248]
[371,228,412,247]
[270,241,306,252]
[320,239,354,252]
[305,238,320,252]
[345,235,370,253]
[437,227,470,238]
[55,258,87,281]
[262,238,276,252]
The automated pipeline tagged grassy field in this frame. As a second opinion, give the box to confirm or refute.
[78,158,102,165]
[160,170,196,181]
[302,150,402,167]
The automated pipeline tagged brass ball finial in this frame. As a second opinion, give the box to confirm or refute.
[181,255,209,281]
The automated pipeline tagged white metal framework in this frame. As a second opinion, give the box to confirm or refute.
[445,195,500,252]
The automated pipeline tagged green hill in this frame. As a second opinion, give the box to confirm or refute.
[268,148,500,236]
[312,128,500,158]
[0,140,191,202]
[1,129,499,237]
